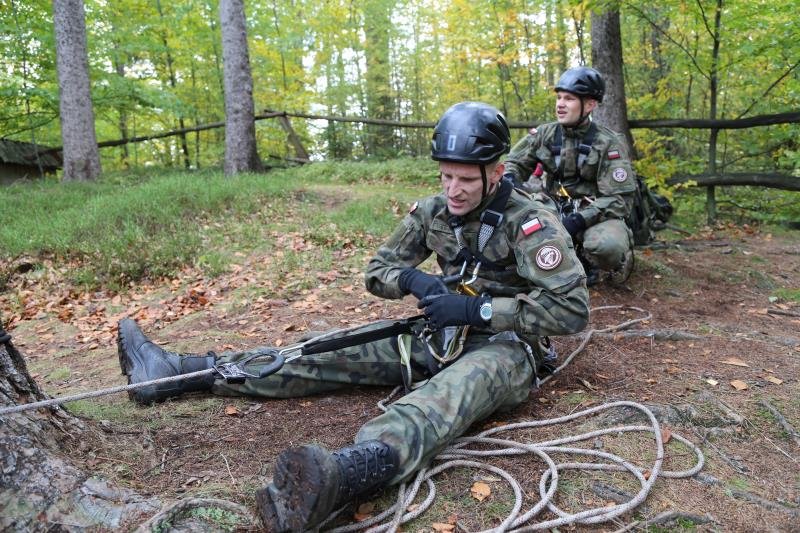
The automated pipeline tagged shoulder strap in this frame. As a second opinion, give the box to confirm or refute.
[449,178,513,272]
[549,123,599,180]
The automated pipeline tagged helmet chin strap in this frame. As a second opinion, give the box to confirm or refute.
[480,165,488,199]
[565,97,592,129]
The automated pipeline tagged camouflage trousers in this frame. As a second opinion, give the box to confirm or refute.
[579,218,633,271]
[214,321,537,482]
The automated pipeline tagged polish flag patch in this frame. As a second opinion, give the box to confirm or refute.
[409,201,418,214]
[607,150,621,160]
[522,217,543,236]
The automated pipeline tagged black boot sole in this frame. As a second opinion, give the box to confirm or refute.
[117,319,143,403]
[255,446,335,533]
[116,318,163,405]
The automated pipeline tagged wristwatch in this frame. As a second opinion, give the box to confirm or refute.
[479,300,493,323]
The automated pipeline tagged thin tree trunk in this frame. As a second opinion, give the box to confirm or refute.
[363,0,396,158]
[706,0,723,224]
[219,0,263,174]
[155,0,190,169]
[52,0,101,181]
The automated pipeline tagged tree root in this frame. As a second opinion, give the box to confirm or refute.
[759,399,800,446]
[612,510,714,532]
[592,329,703,341]
[134,497,257,533]
[729,489,800,517]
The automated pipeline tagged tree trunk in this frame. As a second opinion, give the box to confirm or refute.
[156,0,191,169]
[363,0,396,158]
[219,0,263,175]
[590,7,636,157]
[52,0,102,182]
[706,0,724,225]
[0,325,160,531]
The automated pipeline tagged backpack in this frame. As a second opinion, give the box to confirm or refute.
[627,176,673,245]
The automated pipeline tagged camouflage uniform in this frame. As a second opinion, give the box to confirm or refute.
[504,121,636,271]
[215,186,589,482]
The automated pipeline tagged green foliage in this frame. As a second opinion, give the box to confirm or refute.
[1,0,799,230]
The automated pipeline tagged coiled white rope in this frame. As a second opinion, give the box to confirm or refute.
[330,305,705,533]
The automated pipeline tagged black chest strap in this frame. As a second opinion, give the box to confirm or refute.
[549,122,598,182]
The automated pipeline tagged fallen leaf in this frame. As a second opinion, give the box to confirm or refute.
[720,357,749,367]
[577,377,596,390]
[661,428,672,444]
[470,481,491,502]
[595,373,610,380]
[432,523,455,532]
[765,376,783,385]
[224,405,241,416]
[353,502,375,521]
[730,380,748,391]
[705,378,719,386]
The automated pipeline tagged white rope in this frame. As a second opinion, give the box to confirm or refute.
[0,369,216,416]
[339,306,705,532]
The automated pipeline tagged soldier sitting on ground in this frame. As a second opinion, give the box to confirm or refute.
[117,101,589,532]
[503,66,637,285]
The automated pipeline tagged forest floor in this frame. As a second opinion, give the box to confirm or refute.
[3,223,800,532]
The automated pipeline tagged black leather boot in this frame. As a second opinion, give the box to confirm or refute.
[256,440,399,532]
[117,318,216,404]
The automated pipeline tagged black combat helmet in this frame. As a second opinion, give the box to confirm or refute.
[431,102,510,165]
[555,67,605,102]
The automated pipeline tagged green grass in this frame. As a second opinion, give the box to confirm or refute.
[771,287,800,303]
[4,159,795,291]
[0,159,435,289]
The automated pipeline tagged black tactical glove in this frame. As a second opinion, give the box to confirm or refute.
[418,294,490,330]
[561,212,587,238]
[397,268,449,300]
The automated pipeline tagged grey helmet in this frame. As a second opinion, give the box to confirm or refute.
[555,67,605,102]
[431,102,510,165]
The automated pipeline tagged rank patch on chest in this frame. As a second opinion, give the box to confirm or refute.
[409,201,418,214]
[521,217,543,236]
[612,168,628,182]
[535,245,562,270]
[608,150,621,160]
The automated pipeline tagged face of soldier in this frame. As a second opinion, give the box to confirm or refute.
[440,161,503,216]
[555,91,597,126]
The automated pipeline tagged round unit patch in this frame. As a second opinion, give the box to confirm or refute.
[612,168,628,182]
[535,245,562,270]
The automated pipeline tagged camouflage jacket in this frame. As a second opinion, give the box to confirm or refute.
[365,187,590,339]
[504,120,636,226]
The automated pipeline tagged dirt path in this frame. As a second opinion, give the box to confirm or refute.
[3,228,799,531]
